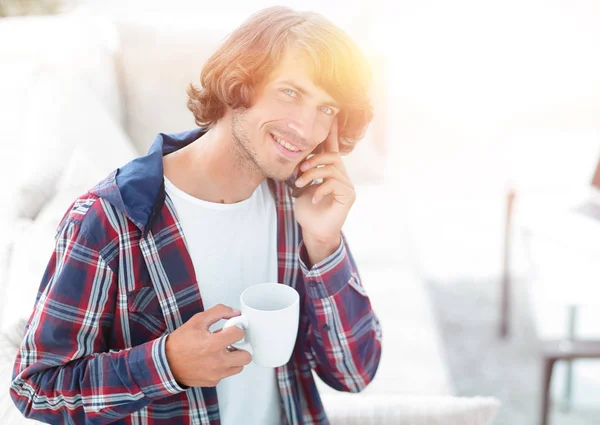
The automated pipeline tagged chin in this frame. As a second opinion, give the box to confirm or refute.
[260,163,296,182]
[266,170,295,182]
[260,157,298,182]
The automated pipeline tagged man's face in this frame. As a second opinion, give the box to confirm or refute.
[231,51,340,181]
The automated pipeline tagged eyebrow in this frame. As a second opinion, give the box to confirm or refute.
[279,79,340,109]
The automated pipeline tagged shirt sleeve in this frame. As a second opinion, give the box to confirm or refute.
[10,219,185,424]
[297,231,383,392]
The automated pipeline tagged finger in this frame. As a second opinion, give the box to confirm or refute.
[299,153,351,183]
[294,165,352,189]
[323,118,339,153]
[223,366,244,378]
[299,152,343,173]
[226,349,253,367]
[312,179,356,205]
[295,146,322,179]
[197,304,241,330]
[213,325,245,347]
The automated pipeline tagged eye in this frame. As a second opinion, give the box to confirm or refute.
[282,88,298,98]
[319,106,335,116]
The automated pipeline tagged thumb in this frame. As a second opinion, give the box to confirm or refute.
[197,304,241,330]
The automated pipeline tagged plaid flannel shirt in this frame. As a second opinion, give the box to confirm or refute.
[10,128,382,425]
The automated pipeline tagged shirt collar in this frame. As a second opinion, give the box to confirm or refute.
[90,128,206,237]
[89,128,284,237]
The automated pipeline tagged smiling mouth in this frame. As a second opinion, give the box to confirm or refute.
[270,133,302,152]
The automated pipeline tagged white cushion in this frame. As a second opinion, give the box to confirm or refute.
[322,393,500,425]
[0,10,123,221]
[115,17,231,154]
[50,76,138,199]
[0,60,66,221]
[0,219,32,333]
[2,207,60,334]
[0,10,123,127]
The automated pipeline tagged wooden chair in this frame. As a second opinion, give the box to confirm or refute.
[501,149,600,425]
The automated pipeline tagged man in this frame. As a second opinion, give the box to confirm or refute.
[10,6,382,425]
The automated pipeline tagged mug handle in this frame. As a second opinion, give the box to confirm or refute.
[222,315,252,352]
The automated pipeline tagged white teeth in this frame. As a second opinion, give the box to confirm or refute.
[273,134,299,152]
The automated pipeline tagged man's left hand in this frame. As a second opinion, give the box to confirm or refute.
[293,119,355,264]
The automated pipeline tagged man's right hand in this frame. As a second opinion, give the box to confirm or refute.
[165,304,252,387]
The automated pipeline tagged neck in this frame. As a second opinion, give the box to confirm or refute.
[163,113,264,204]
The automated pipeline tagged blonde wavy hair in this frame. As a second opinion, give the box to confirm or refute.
[186,6,374,154]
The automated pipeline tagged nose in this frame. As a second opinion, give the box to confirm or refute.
[286,107,318,143]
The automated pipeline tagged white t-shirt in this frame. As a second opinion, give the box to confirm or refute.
[164,176,283,425]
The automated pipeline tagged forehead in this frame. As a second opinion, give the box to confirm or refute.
[269,50,313,80]
[264,51,338,105]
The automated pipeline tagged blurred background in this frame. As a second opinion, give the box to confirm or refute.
[1,0,600,424]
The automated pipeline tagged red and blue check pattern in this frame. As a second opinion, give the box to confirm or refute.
[10,129,382,424]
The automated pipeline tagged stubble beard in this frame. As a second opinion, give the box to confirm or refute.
[231,109,291,181]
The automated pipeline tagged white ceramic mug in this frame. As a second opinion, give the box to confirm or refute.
[223,283,300,368]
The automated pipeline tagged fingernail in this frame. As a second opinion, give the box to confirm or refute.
[233,309,241,315]
[312,197,317,204]
[301,162,310,171]
[295,178,304,187]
